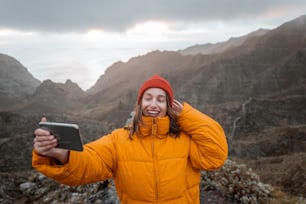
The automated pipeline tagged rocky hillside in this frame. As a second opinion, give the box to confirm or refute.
[2,160,304,204]
[0,53,40,107]
[16,79,85,114]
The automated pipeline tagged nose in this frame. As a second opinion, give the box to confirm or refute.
[149,99,158,108]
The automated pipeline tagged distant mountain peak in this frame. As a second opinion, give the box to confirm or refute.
[35,79,84,97]
[0,53,40,106]
[179,28,270,56]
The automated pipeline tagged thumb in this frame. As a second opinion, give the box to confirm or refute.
[41,117,47,122]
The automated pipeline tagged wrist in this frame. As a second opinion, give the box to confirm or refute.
[55,149,69,164]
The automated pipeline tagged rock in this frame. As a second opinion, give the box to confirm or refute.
[19,182,36,194]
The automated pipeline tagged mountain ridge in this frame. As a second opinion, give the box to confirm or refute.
[179,28,270,55]
[0,53,40,106]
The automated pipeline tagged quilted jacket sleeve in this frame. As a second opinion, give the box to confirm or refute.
[32,130,119,186]
[177,103,228,170]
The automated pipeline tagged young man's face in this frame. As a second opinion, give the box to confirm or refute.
[141,88,167,117]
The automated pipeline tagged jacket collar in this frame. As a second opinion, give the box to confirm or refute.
[139,116,170,138]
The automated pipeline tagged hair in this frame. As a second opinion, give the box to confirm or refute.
[125,94,181,139]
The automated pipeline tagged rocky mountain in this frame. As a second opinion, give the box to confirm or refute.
[20,79,85,114]
[179,28,269,55]
[0,15,305,202]
[82,15,306,128]
[86,51,198,96]
[0,53,40,107]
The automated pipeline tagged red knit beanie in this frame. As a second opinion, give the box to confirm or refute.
[137,75,174,104]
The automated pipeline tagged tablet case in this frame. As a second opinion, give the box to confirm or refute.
[39,122,83,151]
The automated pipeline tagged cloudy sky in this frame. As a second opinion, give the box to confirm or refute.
[0,0,305,90]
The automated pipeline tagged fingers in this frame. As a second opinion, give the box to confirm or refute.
[33,135,57,155]
[172,99,183,114]
[35,116,50,136]
[173,99,182,107]
[33,117,61,157]
[34,121,57,156]
[34,128,51,136]
[34,136,57,149]
[33,134,57,145]
[34,134,56,143]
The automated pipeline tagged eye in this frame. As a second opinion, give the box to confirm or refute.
[157,96,166,103]
[143,95,152,101]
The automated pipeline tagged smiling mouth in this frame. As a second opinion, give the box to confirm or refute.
[147,110,159,117]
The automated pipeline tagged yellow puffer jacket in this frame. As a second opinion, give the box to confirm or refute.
[32,103,228,204]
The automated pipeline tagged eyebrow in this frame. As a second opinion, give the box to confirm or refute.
[144,93,166,98]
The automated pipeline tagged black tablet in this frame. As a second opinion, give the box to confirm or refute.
[39,121,83,151]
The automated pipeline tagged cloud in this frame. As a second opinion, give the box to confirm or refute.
[0,0,305,32]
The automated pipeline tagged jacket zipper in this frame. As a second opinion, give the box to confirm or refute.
[152,118,159,202]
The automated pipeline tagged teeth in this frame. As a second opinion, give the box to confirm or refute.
[148,110,159,116]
